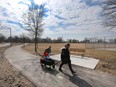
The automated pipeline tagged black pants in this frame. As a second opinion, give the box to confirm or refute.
[59,61,74,73]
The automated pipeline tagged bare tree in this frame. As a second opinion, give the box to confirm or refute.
[0,33,6,43]
[56,37,63,43]
[0,23,12,45]
[20,3,45,52]
[103,0,116,30]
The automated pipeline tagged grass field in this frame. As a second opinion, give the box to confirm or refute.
[24,43,85,54]
[23,43,116,75]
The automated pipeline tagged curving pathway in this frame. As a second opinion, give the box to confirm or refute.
[4,45,116,87]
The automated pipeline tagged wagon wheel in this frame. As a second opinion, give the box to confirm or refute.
[41,63,44,68]
[52,65,55,69]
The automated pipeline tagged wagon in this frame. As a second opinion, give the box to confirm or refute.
[40,58,55,69]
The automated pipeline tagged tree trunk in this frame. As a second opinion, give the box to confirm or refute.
[35,30,38,53]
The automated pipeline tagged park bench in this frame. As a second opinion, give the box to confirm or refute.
[70,48,86,58]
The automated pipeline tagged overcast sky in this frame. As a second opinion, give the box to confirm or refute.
[0,0,116,40]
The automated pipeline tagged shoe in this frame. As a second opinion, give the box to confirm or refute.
[59,68,63,72]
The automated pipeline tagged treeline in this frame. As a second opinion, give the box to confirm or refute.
[38,37,80,43]
[2,33,116,44]
[0,34,84,43]
[0,33,31,43]
[85,38,116,44]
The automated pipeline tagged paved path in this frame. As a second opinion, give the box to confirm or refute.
[0,43,10,47]
[5,45,116,87]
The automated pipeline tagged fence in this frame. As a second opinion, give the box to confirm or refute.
[85,36,116,51]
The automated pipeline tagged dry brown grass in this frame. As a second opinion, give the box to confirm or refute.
[24,43,85,54]
[23,43,116,75]
[86,49,116,60]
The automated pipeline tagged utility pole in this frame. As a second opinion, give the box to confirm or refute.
[9,28,12,46]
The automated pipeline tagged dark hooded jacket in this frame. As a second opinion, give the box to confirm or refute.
[61,47,71,63]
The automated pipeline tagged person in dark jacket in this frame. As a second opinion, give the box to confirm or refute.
[59,43,76,74]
